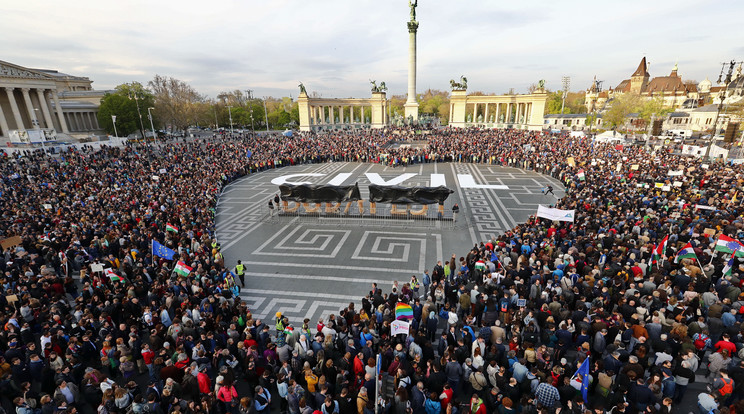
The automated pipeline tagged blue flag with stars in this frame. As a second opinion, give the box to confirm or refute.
[152,240,176,260]
[577,356,590,404]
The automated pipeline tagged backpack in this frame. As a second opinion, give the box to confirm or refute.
[693,334,708,350]
[719,378,734,396]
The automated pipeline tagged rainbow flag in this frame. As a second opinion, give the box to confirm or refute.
[395,302,413,321]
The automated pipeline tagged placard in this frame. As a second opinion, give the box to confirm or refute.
[5,295,18,303]
[704,228,716,237]
[0,236,22,250]
[42,204,53,210]
[517,299,527,307]
[391,320,410,336]
[702,164,709,169]
[159,168,167,174]
[566,157,575,167]
[661,185,671,191]
[631,164,639,171]
[673,181,683,187]
[91,263,104,273]
[655,183,664,188]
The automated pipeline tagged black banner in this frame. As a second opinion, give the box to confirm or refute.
[368,184,454,205]
[279,183,362,203]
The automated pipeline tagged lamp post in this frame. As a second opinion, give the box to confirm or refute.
[706,60,742,160]
[263,97,270,132]
[112,115,118,138]
[128,92,147,141]
[147,107,157,143]
[561,76,570,114]
[227,106,234,136]
[33,108,46,153]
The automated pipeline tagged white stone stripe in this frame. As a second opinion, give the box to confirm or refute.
[240,289,358,301]
[246,272,397,283]
[430,173,446,187]
[237,260,421,273]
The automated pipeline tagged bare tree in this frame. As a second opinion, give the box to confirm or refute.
[148,75,206,132]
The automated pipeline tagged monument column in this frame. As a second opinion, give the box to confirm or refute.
[404,1,419,121]
[52,92,69,133]
[5,87,25,131]
[484,104,489,124]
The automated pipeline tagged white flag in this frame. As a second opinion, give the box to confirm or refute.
[536,205,575,222]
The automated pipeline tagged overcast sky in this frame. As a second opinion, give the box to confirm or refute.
[3,0,743,100]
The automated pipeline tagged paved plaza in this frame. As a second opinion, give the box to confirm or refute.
[215,161,564,325]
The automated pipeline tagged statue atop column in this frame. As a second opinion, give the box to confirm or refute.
[409,0,417,22]
[298,82,307,95]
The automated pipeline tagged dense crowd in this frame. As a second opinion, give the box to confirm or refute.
[0,128,743,414]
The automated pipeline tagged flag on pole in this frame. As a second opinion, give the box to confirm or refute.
[174,261,193,277]
[675,242,697,263]
[577,169,586,181]
[723,256,735,276]
[714,235,744,257]
[652,235,669,264]
[152,240,176,260]
[395,302,413,321]
[166,223,179,233]
[577,357,590,404]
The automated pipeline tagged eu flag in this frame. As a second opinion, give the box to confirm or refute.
[246,150,252,159]
[577,357,590,404]
[152,240,176,260]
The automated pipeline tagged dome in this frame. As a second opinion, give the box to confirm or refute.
[698,77,712,93]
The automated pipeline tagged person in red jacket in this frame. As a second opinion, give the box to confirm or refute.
[141,343,155,381]
[715,333,737,355]
[469,393,487,414]
[197,366,211,395]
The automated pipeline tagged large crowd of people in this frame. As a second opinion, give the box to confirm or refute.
[0,128,743,414]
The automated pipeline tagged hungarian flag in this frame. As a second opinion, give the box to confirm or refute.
[105,269,124,283]
[174,261,192,277]
[166,223,179,233]
[714,235,744,257]
[395,302,413,321]
[675,242,697,263]
[723,257,735,276]
[652,235,669,264]
[577,169,586,181]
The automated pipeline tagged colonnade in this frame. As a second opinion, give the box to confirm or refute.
[308,104,371,125]
[0,86,70,137]
[449,102,533,125]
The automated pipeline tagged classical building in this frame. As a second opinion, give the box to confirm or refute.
[585,57,699,112]
[448,88,548,130]
[0,60,108,143]
[297,88,389,132]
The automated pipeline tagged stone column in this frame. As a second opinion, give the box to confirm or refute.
[20,88,39,129]
[36,89,54,130]
[0,101,9,136]
[52,92,69,133]
[473,104,478,123]
[44,91,58,130]
[5,87,25,131]
[484,104,489,124]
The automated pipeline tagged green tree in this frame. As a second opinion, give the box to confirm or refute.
[97,82,154,138]
[602,93,642,130]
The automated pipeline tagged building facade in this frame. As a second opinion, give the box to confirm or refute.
[0,60,108,143]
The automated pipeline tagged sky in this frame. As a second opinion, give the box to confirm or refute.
[3,0,744,100]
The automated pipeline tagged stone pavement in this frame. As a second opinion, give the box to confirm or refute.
[215,161,564,326]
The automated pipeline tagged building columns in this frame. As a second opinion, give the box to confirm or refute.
[52,92,69,133]
[21,88,39,129]
[5,87,25,131]
[0,103,9,136]
[36,89,54,129]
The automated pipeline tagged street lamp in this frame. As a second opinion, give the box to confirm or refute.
[706,59,743,160]
[147,107,157,143]
[227,105,234,136]
[33,108,46,153]
[112,115,118,138]
[263,97,270,132]
[128,91,147,141]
